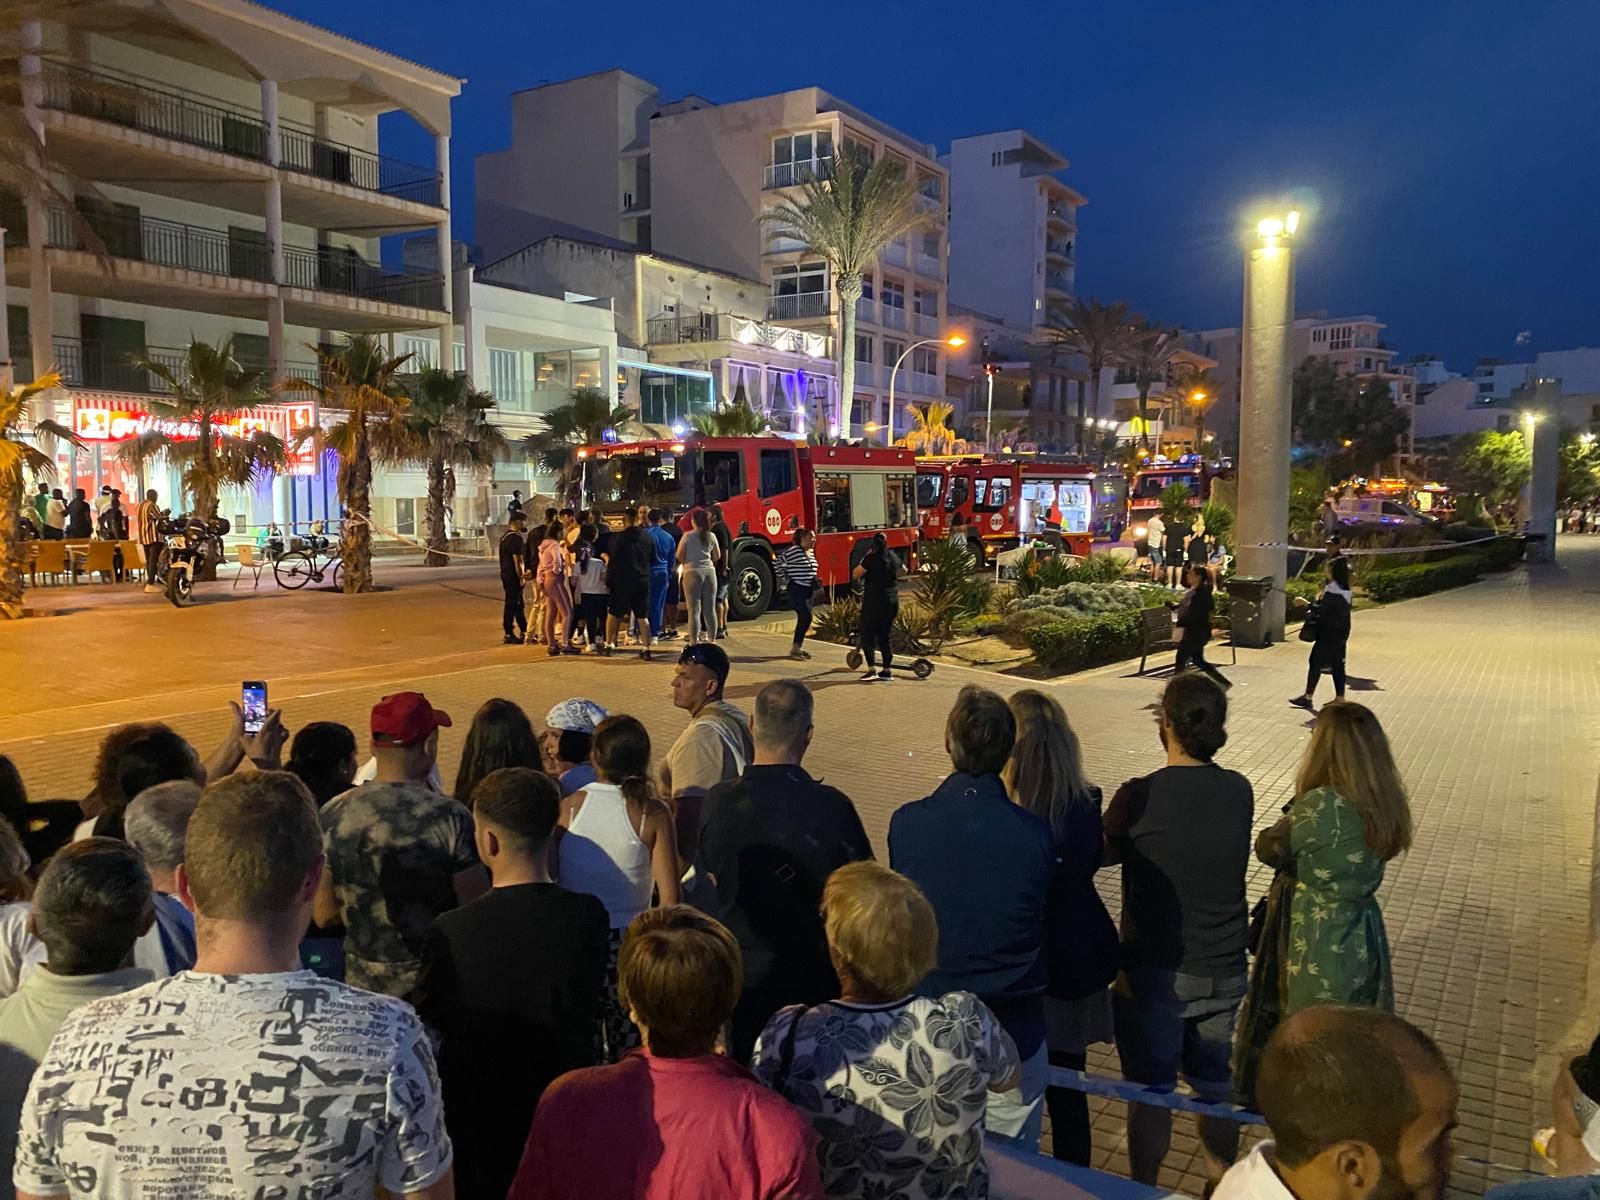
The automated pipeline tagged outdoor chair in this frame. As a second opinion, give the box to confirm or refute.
[83,540,118,581]
[234,543,265,589]
[119,541,146,582]
[29,542,67,585]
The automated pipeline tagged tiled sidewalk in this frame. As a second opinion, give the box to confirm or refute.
[5,538,1597,1196]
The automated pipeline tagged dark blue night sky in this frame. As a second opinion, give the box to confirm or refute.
[276,0,1599,372]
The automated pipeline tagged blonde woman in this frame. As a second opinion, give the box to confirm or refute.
[752,861,1020,1200]
[1003,690,1117,1167]
[1233,700,1413,1105]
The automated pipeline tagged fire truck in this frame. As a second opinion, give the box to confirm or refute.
[1127,455,1227,544]
[914,456,1097,561]
[578,435,918,620]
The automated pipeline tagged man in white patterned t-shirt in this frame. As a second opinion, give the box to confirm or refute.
[13,772,455,1200]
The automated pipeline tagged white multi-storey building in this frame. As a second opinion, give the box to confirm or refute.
[8,0,461,530]
[476,69,949,438]
[943,130,1084,333]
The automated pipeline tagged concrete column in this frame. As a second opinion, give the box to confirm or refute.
[21,20,52,415]
[259,80,287,389]
[456,264,479,381]
[1234,216,1297,646]
[435,132,454,364]
[1524,379,1560,562]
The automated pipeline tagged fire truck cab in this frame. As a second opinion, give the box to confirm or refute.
[916,456,1096,560]
[579,435,918,620]
[1127,455,1224,544]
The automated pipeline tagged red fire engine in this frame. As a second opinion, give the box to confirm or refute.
[1127,455,1227,543]
[914,456,1096,560]
[578,435,918,620]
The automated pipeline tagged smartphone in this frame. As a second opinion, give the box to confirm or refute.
[242,681,268,736]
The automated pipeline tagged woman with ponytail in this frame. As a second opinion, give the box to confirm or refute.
[557,714,680,1059]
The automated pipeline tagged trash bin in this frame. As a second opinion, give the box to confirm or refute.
[1225,575,1275,649]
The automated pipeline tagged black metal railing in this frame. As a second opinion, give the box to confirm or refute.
[16,336,319,393]
[767,292,830,321]
[282,244,445,310]
[279,126,442,206]
[41,61,269,160]
[46,206,273,283]
[646,312,731,344]
[41,61,442,207]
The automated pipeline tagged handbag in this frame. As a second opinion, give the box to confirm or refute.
[1298,599,1321,643]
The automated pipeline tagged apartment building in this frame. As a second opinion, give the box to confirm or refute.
[943,130,1084,333]
[942,305,1089,450]
[1194,313,1414,451]
[7,0,460,530]
[1099,346,1221,454]
[476,69,949,438]
[479,232,836,435]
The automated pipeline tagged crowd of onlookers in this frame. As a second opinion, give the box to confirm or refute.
[0,646,1589,1200]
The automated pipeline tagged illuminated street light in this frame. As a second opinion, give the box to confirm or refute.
[886,333,966,447]
[1235,205,1301,645]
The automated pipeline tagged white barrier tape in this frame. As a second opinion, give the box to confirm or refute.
[339,513,503,563]
[1242,534,1506,557]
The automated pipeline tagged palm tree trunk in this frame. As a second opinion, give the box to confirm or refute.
[424,453,448,567]
[1137,384,1152,451]
[1080,353,1099,452]
[835,273,863,439]
[1195,410,1207,454]
[194,415,220,580]
[342,428,374,594]
[0,471,25,619]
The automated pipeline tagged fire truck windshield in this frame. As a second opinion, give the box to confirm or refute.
[589,452,695,509]
[1132,471,1199,500]
[915,474,944,508]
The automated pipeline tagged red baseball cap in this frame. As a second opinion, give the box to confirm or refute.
[371,692,452,747]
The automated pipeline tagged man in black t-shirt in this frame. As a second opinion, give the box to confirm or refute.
[602,507,655,657]
[694,679,872,1060]
[415,768,608,1200]
[497,514,529,644]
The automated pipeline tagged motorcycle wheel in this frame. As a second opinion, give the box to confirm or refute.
[166,569,193,608]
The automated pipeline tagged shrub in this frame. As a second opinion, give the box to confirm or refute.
[1024,611,1143,673]
[810,594,859,644]
[1362,554,1483,603]
[914,536,989,619]
[1198,500,1234,548]
[1475,535,1525,571]
[1439,523,1496,543]
[1284,577,1322,606]
[1015,582,1147,617]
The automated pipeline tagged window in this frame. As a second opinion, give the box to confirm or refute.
[843,135,874,163]
[920,231,940,257]
[695,450,743,505]
[454,343,466,372]
[771,261,828,296]
[815,473,852,532]
[760,448,797,497]
[916,473,944,508]
[881,280,906,311]
[884,474,913,528]
[861,277,874,301]
[911,346,938,375]
[399,336,436,368]
[395,497,416,536]
[771,130,833,182]
[913,288,936,316]
[973,476,1013,511]
[534,350,571,394]
[883,338,906,365]
[945,474,969,511]
[489,348,521,410]
[855,334,874,364]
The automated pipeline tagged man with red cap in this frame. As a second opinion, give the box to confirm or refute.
[315,692,488,999]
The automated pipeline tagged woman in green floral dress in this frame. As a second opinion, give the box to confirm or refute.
[1234,701,1414,1105]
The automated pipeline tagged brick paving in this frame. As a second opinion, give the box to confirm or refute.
[4,538,1599,1196]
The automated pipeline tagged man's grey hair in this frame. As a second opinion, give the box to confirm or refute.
[125,779,202,874]
[753,679,813,750]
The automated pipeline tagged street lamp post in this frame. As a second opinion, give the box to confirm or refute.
[1235,209,1300,647]
[886,333,965,447]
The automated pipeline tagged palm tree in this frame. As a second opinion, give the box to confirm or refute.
[1170,366,1221,451]
[1045,298,1139,452]
[398,367,506,567]
[758,147,924,439]
[0,372,78,618]
[1126,323,1187,451]
[118,338,287,526]
[900,401,959,455]
[286,334,413,594]
[522,387,635,502]
[690,395,772,437]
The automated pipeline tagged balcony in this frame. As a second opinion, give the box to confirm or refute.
[909,371,941,397]
[763,157,833,190]
[1047,203,1076,228]
[763,233,809,256]
[1045,238,1075,261]
[880,242,909,269]
[41,206,271,283]
[767,292,831,321]
[644,311,830,358]
[853,362,881,388]
[855,296,877,323]
[881,305,908,331]
[914,252,942,279]
[912,311,940,337]
[39,62,443,209]
[282,245,445,310]
[1044,271,1073,294]
[915,193,944,219]
[19,335,318,394]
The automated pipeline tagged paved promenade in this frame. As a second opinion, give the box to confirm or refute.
[4,537,1598,1196]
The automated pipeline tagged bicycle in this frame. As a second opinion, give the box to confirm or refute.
[273,532,343,590]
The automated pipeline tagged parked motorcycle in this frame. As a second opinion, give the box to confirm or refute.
[157,513,230,607]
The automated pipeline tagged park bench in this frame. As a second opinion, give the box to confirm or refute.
[1135,606,1237,676]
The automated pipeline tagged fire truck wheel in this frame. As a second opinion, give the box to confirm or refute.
[728,549,774,621]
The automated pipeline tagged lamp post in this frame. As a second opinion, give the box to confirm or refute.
[886,333,965,447]
[1235,208,1300,647]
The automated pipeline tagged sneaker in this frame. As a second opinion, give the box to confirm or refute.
[861,670,880,681]
[548,646,563,657]
[1288,695,1315,711]
[788,650,808,662]
[598,644,613,657]
[143,584,160,594]
[717,627,729,639]
[877,670,893,681]
[640,648,653,662]
[503,634,521,645]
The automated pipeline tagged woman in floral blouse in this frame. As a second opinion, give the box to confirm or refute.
[751,861,1020,1199]
[1233,700,1414,1105]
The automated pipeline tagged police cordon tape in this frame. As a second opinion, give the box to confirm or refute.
[1240,533,1506,557]
[336,512,504,562]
